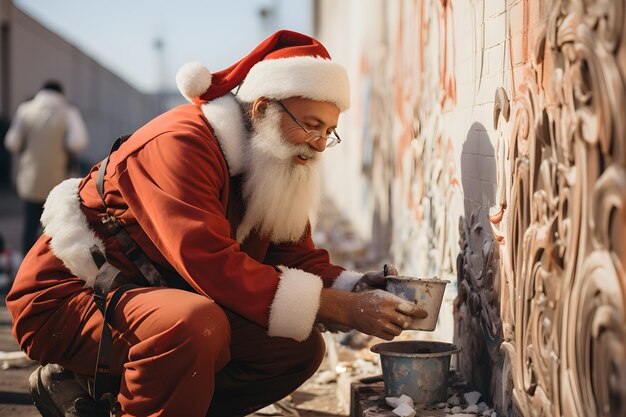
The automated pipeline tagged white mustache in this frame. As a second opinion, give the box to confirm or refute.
[290,143,317,160]
[250,105,319,162]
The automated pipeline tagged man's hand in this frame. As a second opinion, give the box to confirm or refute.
[319,266,430,340]
[346,290,427,340]
[352,264,399,292]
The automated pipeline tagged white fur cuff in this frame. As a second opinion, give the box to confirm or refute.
[41,178,106,282]
[331,270,363,292]
[268,266,323,341]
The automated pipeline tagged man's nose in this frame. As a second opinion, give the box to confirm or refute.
[307,136,327,152]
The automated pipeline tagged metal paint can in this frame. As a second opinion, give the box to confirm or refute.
[370,340,461,405]
[385,276,450,331]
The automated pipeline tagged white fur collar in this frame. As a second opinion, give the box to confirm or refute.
[41,178,105,282]
[201,93,248,176]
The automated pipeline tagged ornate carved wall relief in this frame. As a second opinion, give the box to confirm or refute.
[490,1,626,415]
[455,209,503,402]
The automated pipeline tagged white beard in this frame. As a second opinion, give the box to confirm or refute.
[236,105,322,244]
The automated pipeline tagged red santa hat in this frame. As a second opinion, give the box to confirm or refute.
[176,30,350,112]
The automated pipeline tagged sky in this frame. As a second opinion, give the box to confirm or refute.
[13,0,313,93]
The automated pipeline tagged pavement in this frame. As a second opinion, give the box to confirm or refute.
[0,186,39,417]
[0,296,38,417]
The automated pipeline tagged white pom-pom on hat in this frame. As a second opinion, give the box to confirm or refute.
[176,62,212,102]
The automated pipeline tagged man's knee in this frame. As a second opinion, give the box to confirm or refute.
[162,299,231,357]
[123,294,232,375]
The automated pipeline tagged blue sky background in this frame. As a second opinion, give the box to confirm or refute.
[14,0,312,93]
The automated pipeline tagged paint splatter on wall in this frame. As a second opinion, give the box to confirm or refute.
[318,0,466,344]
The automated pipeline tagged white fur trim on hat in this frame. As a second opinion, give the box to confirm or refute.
[201,93,247,176]
[41,178,106,282]
[268,265,323,341]
[176,62,212,102]
[331,270,363,291]
[237,56,350,112]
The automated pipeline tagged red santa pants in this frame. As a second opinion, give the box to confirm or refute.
[33,286,325,417]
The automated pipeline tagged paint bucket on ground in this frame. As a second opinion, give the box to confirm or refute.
[385,276,449,331]
[370,340,460,405]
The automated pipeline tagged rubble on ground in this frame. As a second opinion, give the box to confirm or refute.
[0,351,34,370]
[353,371,498,417]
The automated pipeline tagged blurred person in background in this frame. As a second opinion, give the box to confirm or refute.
[0,232,23,293]
[4,80,89,254]
[7,31,426,417]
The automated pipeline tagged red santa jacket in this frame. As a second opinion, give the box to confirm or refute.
[7,94,362,348]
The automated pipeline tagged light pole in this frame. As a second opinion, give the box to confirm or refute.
[153,36,165,112]
[258,0,280,38]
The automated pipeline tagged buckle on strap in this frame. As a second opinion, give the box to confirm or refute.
[101,215,122,235]
[98,215,168,288]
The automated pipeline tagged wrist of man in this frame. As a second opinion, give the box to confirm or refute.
[318,288,355,328]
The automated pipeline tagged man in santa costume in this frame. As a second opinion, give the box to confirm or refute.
[6,30,426,417]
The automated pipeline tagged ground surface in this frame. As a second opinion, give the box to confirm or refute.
[0,295,39,417]
[0,187,38,417]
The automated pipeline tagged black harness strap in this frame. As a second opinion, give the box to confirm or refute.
[96,136,167,288]
[84,135,168,408]
[100,216,168,287]
[88,246,129,404]
[95,137,125,209]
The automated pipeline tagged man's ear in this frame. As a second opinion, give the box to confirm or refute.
[251,97,270,120]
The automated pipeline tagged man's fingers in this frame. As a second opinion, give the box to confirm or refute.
[414,307,428,319]
[396,302,417,314]
[390,313,411,329]
[396,302,429,319]
[385,326,403,339]
[384,322,403,336]
[362,272,386,288]
[380,329,398,340]
[384,264,399,276]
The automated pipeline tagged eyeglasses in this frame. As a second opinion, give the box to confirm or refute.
[276,101,342,148]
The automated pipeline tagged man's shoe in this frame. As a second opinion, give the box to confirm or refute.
[28,364,110,417]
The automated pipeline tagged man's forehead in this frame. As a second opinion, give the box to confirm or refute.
[280,97,340,117]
